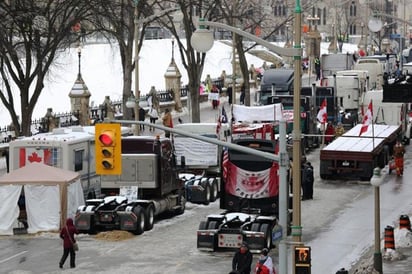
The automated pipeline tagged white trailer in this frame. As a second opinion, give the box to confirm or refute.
[9,126,130,199]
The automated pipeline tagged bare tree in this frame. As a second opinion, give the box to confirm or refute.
[149,0,221,123]
[0,0,93,136]
[89,0,163,121]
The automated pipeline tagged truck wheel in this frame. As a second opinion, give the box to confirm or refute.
[207,221,219,229]
[175,194,186,215]
[198,221,208,230]
[260,223,272,249]
[144,205,155,231]
[209,179,218,203]
[88,217,97,235]
[133,206,145,235]
[203,183,211,205]
[251,222,261,232]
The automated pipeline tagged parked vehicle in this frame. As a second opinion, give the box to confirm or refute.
[354,57,385,89]
[75,135,186,234]
[257,68,294,105]
[325,70,369,127]
[321,53,354,78]
[173,122,229,205]
[197,138,281,252]
[320,124,400,180]
[8,126,130,199]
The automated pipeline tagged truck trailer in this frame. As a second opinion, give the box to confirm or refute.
[320,124,400,180]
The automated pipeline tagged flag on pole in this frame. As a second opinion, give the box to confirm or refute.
[317,98,328,124]
[359,100,373,136]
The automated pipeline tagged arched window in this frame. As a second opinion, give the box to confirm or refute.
[350,1,357,17]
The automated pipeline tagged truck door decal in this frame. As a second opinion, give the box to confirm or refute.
[224,163,279,199]
[19,148,53,167]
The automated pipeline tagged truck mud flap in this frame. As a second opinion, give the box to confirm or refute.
[75,213,92,231]
[243,233,266,252]
[188,186,208,204]
[197,230,217,251]
[118,212,137,231]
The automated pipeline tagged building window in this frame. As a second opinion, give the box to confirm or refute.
[349,24,357,35]
[350,2,357,17]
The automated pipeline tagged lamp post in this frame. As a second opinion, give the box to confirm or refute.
[190,1,302,272]
[370,167,384,274]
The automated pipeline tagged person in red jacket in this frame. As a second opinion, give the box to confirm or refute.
[254,248,276,274]
[59,218,79,269]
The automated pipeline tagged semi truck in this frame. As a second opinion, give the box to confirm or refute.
[197,105,288,252]
[75,135,186,234]
[257,68,294,105]
[319,124,400,180]
[321,53,354,77]
[322,70,369,128]
[173,122,229,205]
[197,138,281,252]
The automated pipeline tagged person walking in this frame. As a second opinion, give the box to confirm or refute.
[393,140,405,176]
[139,107,146,131]
[59,218,79,269]
[254,248,276,274]
[148,106,158,132]
[211,84,220,109]
[232,242,253,274]
[302,162,314,200]
[162,108,173,138]
[324,121,335,144]
[314,56,321,81]
[240,83,246,105]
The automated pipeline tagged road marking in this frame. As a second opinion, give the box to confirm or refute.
[0,251,28,264]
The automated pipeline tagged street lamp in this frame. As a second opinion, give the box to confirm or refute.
[370,167,384,274]
[190,1,302,273]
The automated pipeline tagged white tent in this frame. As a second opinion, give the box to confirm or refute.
[0,163,85,235]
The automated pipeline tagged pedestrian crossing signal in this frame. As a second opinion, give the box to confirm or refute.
[295,246,311,274]
[95,123,122,175]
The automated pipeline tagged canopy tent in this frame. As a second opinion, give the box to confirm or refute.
[0,163,85,235]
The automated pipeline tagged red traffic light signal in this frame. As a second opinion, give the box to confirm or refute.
[95,124,122,175]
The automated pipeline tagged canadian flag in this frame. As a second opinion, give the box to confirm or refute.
[317,98,327,124]
[359,100,373,136]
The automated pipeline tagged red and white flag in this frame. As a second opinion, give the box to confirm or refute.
[359,100,373,136]
[317,98,327,124]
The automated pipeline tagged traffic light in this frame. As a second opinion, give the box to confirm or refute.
[295,246,311,274]
[95,123,122,175]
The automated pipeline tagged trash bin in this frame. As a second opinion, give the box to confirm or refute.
[336,268,348,274]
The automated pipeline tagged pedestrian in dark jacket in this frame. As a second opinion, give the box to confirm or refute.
[59,218,79,269]
[232,242,253,274]
[302,162,314,200]
[139,107,146,131]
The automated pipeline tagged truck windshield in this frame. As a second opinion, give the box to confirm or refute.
[228,140,275,171]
